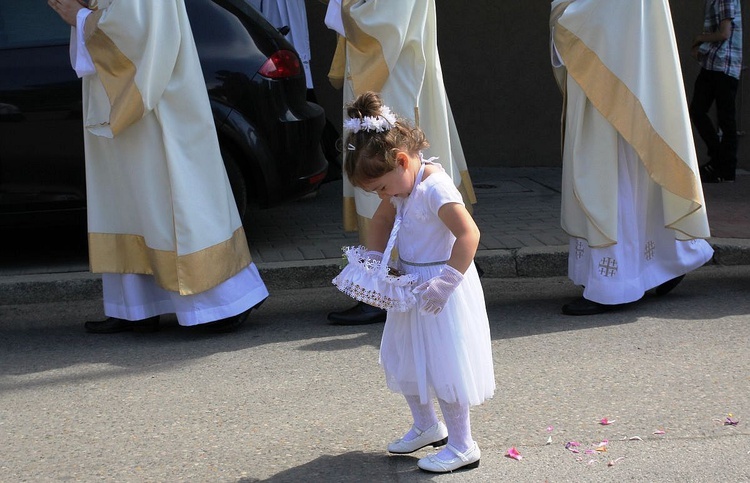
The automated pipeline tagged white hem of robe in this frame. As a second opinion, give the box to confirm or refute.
[568,137,714,305]
[102,263,269,326]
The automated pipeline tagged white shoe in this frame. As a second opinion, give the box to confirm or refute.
[387,422,449,454]
[417,442,481,473]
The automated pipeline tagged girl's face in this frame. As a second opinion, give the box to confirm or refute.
[361,152,415,199]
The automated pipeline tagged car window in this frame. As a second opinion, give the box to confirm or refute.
[0,3,71,49]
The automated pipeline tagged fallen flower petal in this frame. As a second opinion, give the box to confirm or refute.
[506,447,523,461]
[628,436,643,441]
[587,459,598,465]
[565,441,581,453]
[608,457,625,467]
[653,430,666,435]
[600,418,615,425]
[546,436,552,445]
[546,426,554,432]
[595,446,608,453]
[724,417,739,426]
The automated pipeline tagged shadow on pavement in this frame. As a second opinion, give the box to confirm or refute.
[1,265,747,385]
[245,451,433,483]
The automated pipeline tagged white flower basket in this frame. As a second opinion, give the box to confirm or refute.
[332,245,417,312]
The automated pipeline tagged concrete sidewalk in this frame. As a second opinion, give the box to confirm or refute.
[1,167,749,305]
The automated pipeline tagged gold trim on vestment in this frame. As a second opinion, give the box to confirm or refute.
[554,23,702,205]
[88,228,252,295]
[459,169,476,207]
[327,35,346,90]
[355,215,371,245]
[84,9,145,136]
[342,195,360,233]
[342,0,389,95]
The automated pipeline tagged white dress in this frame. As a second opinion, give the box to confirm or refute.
[379,163,495,407]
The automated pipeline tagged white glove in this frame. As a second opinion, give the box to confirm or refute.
[412,265,464,315]
[364,250,383,263]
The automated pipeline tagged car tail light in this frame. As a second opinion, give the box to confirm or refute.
[308,172,326,185]
[258,50,301,79]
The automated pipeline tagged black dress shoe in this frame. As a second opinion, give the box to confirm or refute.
[84,316,160,334]
[200,298,266,333]
[655,274,685,296]
[561,297,612,316]
[699,163,731,183]
[328,301,387,325]
[200,311,250,333]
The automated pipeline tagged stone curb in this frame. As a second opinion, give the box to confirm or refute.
[1,239,749,306]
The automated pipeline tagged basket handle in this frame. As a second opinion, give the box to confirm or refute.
[380,210,401,277]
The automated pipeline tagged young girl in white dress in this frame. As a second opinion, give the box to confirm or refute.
[339,91,495,473]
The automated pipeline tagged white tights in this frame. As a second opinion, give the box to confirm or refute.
[403,395,439,441]
[402,396,473,454]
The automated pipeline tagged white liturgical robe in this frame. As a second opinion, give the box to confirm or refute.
[550,0,713,304]
[70,0,268,324]
[327,0,476,241]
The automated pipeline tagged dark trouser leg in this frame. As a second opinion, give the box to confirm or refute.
[714,73,739,180]
[690,69,721,163]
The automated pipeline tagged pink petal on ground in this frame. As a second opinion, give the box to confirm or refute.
[506,447,523,461]
[653,430,666,435]
[546,426,554,432]
[725,417,740,426]
[608,457,625,467]
[600,418,615,425]
[565,441,581,453]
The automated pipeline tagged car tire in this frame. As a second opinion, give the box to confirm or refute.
[221,147,248,222]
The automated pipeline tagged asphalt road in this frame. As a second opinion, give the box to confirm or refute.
[1,265,749,482]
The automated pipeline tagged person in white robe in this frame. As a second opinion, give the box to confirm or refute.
[49,0,269,333]
[249,0,313,89]
[550,0,714,315]
[324,0,477,324]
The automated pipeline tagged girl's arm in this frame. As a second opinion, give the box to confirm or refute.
[366,199,397,253]
[413,201,479,315]
[438,203,480,273]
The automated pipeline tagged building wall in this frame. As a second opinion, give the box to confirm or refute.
[306,0,748,168]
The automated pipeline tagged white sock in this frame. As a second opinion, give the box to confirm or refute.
[402,395,439,441]
[437,398,473,456]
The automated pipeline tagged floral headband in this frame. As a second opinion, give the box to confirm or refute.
[343,105,398,134]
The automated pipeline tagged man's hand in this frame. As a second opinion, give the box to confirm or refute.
[48,0,88,27]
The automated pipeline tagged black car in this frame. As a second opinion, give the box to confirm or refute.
[0,0,328,227]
